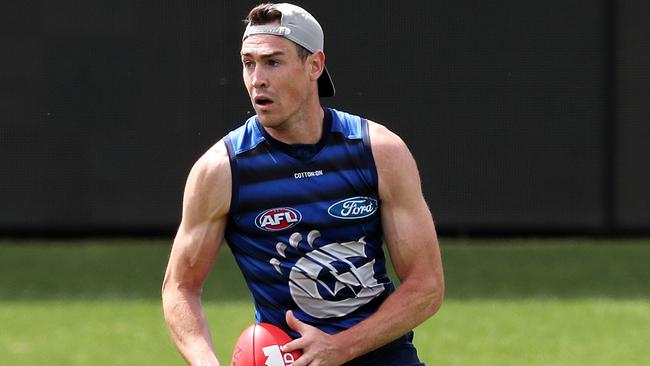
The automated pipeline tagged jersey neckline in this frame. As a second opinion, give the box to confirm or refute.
[255,108,334,162]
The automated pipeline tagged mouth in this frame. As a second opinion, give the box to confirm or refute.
[254,95,274,108]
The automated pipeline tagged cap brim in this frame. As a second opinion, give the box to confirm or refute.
[318,66,335,97]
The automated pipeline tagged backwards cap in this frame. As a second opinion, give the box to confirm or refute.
[243,3,335,97]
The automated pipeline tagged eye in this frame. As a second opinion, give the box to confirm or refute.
[243,60,254,69]
[268,59,280,67]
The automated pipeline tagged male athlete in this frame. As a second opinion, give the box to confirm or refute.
[162,3,444,365]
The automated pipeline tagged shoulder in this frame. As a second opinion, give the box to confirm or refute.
[183,139,232,217]
[367,121,420,200]
[226,116,265,155]
[191,139,231,183]
[368,121,412,169]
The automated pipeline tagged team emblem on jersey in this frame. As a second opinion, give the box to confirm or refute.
[327,197,378,220]
[270,230,384,318]
[256,208,302,232]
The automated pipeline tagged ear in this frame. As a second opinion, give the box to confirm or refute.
[309,50,326,82]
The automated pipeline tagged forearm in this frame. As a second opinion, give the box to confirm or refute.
[334,277,443,362]
[163,287,220,366]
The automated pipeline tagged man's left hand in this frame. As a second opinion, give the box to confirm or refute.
[281,310,348,366]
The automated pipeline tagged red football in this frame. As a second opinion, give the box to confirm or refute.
[231,323,301,366]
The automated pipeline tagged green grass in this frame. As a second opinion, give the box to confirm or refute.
[1,238,649,365]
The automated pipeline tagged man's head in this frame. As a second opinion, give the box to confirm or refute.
[243,3,335,98]
[241,3,335,128]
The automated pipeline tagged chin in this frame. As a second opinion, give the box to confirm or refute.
[256,113,284,129]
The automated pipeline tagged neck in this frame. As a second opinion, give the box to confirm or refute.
[262,100,325,145]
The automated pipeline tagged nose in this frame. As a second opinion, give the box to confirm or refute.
[250,65,268,89]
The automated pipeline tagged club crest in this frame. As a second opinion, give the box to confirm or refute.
[269,230,385,318]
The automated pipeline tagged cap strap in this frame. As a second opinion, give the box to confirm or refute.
[243,25,292,40]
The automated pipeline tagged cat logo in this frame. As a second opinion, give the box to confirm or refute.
[270,230,385,318]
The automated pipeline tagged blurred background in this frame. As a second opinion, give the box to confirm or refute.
[3,0,649,236]
[1,1,649,365]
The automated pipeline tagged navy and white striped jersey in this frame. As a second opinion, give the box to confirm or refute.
[224,108,394,336]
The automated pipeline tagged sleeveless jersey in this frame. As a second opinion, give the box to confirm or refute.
[224,108,394,336]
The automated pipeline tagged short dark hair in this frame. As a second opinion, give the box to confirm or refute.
[244,3,312,62]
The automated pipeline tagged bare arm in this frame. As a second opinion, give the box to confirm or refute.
[283,122,444,365]
[162,140,231,366]
[334,121,444,360]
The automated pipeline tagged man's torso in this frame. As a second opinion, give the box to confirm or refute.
[224,108,394,336]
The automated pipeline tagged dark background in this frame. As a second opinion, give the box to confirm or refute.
[2,0,648,236]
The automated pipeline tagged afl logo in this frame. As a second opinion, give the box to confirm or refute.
[328,197,378,220]
[256,207,302,232]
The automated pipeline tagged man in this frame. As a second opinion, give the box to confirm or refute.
[162,3,444,365]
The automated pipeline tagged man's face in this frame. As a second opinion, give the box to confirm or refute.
[241,34,313,128]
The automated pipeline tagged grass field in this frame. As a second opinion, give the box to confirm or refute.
[1,238,649,365]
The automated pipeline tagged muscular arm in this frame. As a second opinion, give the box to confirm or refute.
[162,140,231,366]
[284,122,444,365]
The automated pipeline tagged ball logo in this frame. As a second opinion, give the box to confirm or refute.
[263,345,295,366]
[256,207,302,232]
[328,197,378,220]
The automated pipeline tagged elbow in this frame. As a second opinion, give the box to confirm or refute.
[161,278,176,316]
[161,273,175,304]
[431,279,445,315]
[422,274,445,318]
[161,275,201,313]
[400,267,445,319]
[161,276,169,299]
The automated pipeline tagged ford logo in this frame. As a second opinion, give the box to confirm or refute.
[328,197,378,220]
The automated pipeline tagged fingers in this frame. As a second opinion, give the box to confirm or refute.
[291,352,313,366]
[282,337,306,355]
[283,310,306,353]
[283,311,332,366]
[285,310,307,333]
